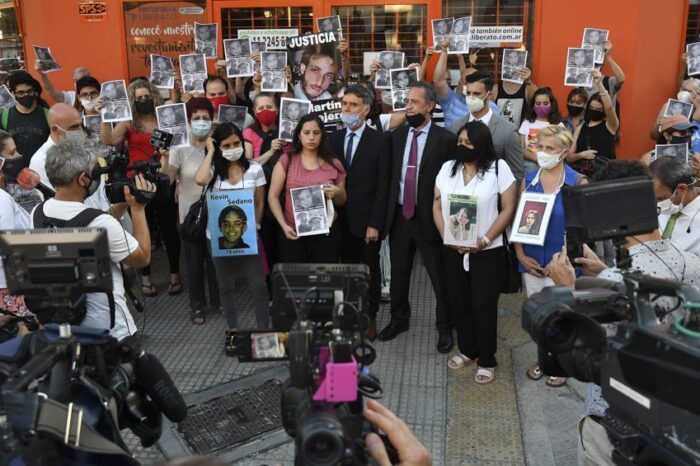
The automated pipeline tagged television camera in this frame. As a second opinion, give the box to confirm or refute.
[235,263,398,466]
[0,229,186,465]
[522,177,700,465]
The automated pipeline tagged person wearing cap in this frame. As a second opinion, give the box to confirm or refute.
[649,155,700,255]
[640,114,695,165]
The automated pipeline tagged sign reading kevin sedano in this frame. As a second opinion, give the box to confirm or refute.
[207,189,258,257]
[287,32,342,102]
[469,26,524,48]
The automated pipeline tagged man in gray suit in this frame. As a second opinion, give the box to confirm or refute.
[433,52,524,184]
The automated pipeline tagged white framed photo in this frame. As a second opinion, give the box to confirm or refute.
[663,98,694,119]
[156,103,188,149]
[501,50,527,84]
[291,185,329,236]
[443,193,478,248]
[687,42,700,76]
[509,192,556,246]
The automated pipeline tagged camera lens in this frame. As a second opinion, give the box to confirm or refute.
[298,412,345,466]
[544,315,577,352]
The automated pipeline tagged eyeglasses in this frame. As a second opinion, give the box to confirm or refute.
[14,90,37,98]
[79,92,99,100]
[135,95,153,101]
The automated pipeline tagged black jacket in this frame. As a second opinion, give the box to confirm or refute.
[385,122,456,243]
[329,125,391,238]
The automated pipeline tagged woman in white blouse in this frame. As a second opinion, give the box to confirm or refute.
[433,121,517,384]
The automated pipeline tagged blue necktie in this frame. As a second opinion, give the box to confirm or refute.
[345,132,355,167]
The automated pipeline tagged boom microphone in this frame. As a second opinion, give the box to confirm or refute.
[15,168,55,199]
[132,351,187,422]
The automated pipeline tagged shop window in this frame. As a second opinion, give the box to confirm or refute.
[221,7,314,40]
[688,1,700,48]
[443,0,534,80]
[0,2,24,70]
[331,5,428,76]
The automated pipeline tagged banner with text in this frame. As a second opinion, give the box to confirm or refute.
[469,26,523,48]
[238,29,299,50]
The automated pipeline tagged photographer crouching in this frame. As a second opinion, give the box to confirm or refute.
[30,139,155,340]
[539,160,700,466]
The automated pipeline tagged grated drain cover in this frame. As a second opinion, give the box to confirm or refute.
[177,378,284,454]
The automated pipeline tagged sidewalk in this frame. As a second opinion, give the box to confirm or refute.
[125,248,586,465]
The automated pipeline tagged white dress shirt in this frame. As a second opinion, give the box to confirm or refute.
[658,194,700,255]
[468,108,493,127]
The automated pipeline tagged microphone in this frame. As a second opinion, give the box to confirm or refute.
[132,351,187,422]
[15,168,55,199]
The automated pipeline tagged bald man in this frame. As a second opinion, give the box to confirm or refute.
[34,63,90,105]
[29,103,85,190]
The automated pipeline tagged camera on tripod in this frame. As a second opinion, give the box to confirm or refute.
[522,177,700,465]
[101,129,173,205]
[235,263,397,466]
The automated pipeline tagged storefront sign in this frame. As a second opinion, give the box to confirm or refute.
[123,1,207,80]
[78,1,107,22]
[238,29,298,50]
[470,26,523,48]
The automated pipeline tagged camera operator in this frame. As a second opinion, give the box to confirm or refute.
[30,139,154,340]
[543,159,700,466]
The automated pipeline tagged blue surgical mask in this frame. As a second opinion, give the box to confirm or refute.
[191,119,212,137]
[340,112,362,130]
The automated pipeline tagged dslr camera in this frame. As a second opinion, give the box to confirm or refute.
[522,178,700,465]
[102,129,172,204]
[236,263,398,466]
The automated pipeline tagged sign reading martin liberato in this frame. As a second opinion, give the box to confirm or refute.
[123,1,207,80]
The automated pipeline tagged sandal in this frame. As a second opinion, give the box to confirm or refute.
[167,281,182,296]
[191,309,205,325]
[475,367,495,384]
[526,363,544,381]
[141,283,157,297]
[225,329,239,356]
[447,353,475,371]
[546,376,567,387]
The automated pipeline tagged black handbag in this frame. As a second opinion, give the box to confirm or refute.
[180,185,209,243]
[495,160,522,294]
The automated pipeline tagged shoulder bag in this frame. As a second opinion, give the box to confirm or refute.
[495,160,522,294]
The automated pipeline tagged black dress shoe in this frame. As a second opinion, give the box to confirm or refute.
[437,331,454,354]
[377,321,409,341]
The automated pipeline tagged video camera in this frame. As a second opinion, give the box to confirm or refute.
[101,129,172,205]
[0,229,186,465]
[235,263,398,466]
[522,178,700,465]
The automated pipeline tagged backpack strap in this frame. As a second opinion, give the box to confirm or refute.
[32,202,117,328]
[1,108,9,130]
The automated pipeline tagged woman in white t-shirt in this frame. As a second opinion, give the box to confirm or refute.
[195,122,269,356]
[519,87,565,175]
[160,97,221,326]
[433,121,517,384]
[0,168,38,338]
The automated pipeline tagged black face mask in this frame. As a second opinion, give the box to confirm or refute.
[670,135,691,145]
[1,157,23,180]
[135,99,155,115]
[406,112,426,128]
[586,109,605,122]
[16,94,37,109]
[567,104,584,117]
[454,145,478,163]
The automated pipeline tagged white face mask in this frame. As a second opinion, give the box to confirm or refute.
[465,95,486,114]
[657,185,691,215]
[222,147,244,161]
[536,150,564,170]
[80,98,96,111]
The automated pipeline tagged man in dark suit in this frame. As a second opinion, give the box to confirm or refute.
[330,85,390,341]
[381,81,456,353]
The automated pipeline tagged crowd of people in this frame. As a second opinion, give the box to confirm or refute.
[0,28,698,466]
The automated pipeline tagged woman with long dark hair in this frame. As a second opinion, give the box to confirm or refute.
[519,87,564,175]
[267,114,347,263]
[433,121,517,384]
[195,122,269,355]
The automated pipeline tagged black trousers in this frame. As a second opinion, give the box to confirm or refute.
[443,246,506,368]
[340,225,381,320]
[278,221,342,263]
[388,208,451,332]
[142,185,181,276]
[182,235,220,312]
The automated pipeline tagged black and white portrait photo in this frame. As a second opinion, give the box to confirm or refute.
[250,40,267,55]
[564,67,592,87]
[375,51,404,89]
[567,48,594,68]
[218,104,247,130]
[33,45,61,73]
[227,57,255,78]
[100,80,131,123]
[432,18,454,48]
[501,50,527,84]
[663,98,694,119]
[224,38,251,59]
[582,28,608,64]
[687,42,700,77]
[497,98,524,126]
[451,16,471,36]
[195,22,218,59]
[179,54,207,94]
[156,103,188,149]
[0,85,17,110]
[655,143,689,162]
[83,115,101,143]
[392,89,407,111]
[150,54,174,89]
[261,51,287,72]
[290,186,329,236]
[390,67,418,90]
[279,97,310,140]
[317,15,342,38]
[448,35,470,55]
